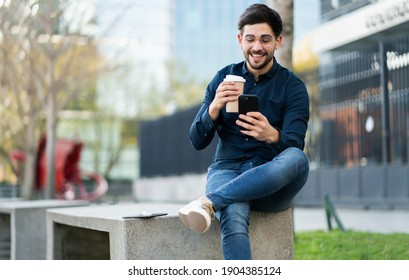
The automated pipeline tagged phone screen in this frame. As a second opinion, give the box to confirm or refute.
[238,95,259,115]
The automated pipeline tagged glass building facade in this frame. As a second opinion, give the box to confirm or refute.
[174,0,265,83]
[320,0,372,22]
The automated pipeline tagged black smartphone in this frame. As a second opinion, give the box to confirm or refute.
[238,95,259,131]
[239,94,259,115]
[122,212,168,219]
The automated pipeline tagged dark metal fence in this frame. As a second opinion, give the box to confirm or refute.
[301,35,409,168]
[139,105,217,177]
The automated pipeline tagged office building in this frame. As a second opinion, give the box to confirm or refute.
[297,0,409,208]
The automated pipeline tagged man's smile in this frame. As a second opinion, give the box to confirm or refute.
[250,52,266,62]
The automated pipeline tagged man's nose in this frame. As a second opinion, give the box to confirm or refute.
[252,40,263,50]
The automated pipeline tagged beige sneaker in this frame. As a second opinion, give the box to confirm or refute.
[178,197,215,234]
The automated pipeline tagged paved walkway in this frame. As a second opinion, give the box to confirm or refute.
[293,207,409,234]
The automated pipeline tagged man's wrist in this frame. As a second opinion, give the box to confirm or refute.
[265,129,279,144]
[208,103,220,121]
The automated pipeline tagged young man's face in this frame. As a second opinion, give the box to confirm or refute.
[238,23,282,76]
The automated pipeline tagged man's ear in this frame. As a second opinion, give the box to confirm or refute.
[237,33,243,45]
[275,35,283,50]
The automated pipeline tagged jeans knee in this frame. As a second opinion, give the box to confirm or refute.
[286,147,308,164]
[282,147,309,177]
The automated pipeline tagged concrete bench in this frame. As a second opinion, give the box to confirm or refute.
[46,203,294,260]
[0,199,89,260]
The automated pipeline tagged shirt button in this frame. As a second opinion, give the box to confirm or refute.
[245,138,248,141]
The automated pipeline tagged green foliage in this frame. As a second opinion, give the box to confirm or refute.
[295,230,409,260]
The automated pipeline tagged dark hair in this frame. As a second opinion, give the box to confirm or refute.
[237,4,282,38]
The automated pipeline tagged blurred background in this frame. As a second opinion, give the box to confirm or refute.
[1,0,408,209]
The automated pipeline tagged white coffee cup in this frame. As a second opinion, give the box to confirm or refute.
[224,75,246,113]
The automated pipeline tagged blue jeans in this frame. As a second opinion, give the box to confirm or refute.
[205,147,309,260]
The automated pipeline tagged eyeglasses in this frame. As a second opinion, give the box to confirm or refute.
[243,34,275,46]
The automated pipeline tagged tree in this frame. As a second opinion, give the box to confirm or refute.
[0,2,45,198]
[267,0,294,69]
[0,0,102,198]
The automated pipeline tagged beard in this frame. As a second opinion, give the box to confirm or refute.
[244,49,274,71]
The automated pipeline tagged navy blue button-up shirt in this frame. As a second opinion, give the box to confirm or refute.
[190,58,309,164]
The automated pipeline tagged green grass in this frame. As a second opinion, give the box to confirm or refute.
[294,230,409,260]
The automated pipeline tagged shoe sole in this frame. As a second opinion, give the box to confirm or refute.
[179,209,210,234]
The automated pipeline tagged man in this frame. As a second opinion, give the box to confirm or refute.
[179,4,310,260]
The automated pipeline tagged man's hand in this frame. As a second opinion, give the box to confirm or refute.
[208,81,240,120]
[236,112,279,143]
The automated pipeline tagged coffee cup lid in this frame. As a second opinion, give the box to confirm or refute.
[224,75,246,82]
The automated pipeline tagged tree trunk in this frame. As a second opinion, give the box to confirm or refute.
[21,115,37,199]
[45,60,57,199]
[267,0,294,70]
